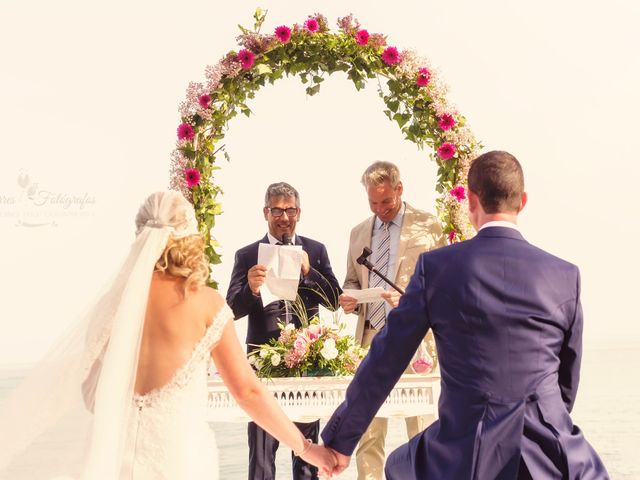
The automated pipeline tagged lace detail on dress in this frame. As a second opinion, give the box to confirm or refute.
[133,304,233,409]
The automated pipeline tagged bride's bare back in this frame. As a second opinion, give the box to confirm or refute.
[135,271,223,395]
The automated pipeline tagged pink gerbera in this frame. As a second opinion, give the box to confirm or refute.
[355,29,369,45]
[448,230,457,244]
[237,49,255,69]
[198,94,212,109]
[381,46,400,66]
[305,18,319,33]
[449,185,466,202]
[416,67,431,87]
[185,168,201,188]
[177,123,195,141]
[437,142,456,160]
[438,113,456,131]
[275,25,292,43]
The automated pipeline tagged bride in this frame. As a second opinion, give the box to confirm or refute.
[0,191,336,479]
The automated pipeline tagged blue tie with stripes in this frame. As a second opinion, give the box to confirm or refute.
[368,222,391,330]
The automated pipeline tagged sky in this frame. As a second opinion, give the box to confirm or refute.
[0,0,639,366]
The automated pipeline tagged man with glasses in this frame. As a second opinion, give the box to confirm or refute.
[337,161,446,480]
[226,181,341,480]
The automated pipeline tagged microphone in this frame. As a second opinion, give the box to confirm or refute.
[281,234,292,245]
[356,247,405,295]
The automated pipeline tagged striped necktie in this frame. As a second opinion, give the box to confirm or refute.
[368,221,391,330]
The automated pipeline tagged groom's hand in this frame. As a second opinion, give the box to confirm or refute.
[327,447,350,475]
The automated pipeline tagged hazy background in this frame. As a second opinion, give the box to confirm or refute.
[1,0,639,367]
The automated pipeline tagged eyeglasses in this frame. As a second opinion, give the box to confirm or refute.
[267,207,299,218]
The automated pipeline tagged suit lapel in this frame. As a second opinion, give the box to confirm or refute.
[359,217,375,289]
[392,203,413,282]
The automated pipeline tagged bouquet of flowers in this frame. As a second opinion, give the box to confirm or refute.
[248,318,367,378]
[248,284,367,377]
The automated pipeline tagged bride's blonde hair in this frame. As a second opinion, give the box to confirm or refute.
[155,234,210,293]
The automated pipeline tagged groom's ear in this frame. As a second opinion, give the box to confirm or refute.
[518,192,528,213]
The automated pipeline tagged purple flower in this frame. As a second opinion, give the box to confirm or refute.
[449,185,466,202]
[355,29,369,45]
[184,168,201,188]
[275,25,292,43]
[381,46,400,66]
[437,142,456,160]
[237,49,255,70]
[177,123,195,141]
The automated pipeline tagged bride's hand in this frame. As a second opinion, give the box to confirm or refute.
[300,443,337,478]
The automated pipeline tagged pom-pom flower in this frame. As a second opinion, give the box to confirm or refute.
[177,123,195,141]
[416,67,431,87]
[381,46,400,65]
[355,29,369,45]
[237,49,255,69]
[275,25,292,43]
[185,168,201,188]
[438,114,456,131]
[437,142,456,160]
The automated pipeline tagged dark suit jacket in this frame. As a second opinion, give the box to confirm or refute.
[226,234,341,351]
[322,227,608,479]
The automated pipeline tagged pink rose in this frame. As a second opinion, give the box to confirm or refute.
[411,358,433,374]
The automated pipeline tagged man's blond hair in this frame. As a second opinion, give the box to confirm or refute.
[360,161,401,188]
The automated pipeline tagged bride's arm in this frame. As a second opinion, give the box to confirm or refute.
[211,320,336,475]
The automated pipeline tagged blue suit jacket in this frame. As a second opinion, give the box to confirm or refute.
[321,227,608,479]
[226,234,341,351]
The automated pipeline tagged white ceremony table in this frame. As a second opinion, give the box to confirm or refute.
[207,373,440,422]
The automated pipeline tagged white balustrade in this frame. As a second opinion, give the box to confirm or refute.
[207,373,440,422]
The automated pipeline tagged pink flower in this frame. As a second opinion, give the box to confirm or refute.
[449,185,466,202]
[416,67,431,87]
[237,49,255,70]
[411,357,434,374]
[184,168,201,188]
[198,94,211,109]
[355,29,369,45]
[294,335,308,355]
[448,230,457,244]
[437,142,456,160]
[438,113,456,131]
[381,46,400,65]
[275,25,292,43]
[177,123,195,141]
[307,324,322,341]
[305,18,319,33]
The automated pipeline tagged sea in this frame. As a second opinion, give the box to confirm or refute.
[0,347,637,479]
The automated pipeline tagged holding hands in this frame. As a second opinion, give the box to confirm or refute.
[298,441,350,478]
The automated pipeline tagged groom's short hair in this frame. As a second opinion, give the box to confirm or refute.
[468,150,524,214]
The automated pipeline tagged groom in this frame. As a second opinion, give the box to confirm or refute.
[227,181,341,480]
[321,151,609,479]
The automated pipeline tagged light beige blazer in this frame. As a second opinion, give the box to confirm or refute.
[344,202,446,348]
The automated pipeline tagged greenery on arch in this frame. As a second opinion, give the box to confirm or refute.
[170,9,481,286]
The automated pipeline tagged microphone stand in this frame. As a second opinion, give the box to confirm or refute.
[356,247,405,295]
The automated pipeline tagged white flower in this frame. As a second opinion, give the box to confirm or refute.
[259,348,269,358]
[285,323,296,331]
[254,359,263,370]
[320,338,339,360]
[271,353,281,366]
[248,355,256,365]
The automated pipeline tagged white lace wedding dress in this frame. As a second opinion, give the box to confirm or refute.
[119,305,232,479]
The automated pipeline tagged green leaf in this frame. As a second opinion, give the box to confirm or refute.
[393,113,411,128]
[255,64,272,75]
[306,84,321,96]
[387,99,399,113]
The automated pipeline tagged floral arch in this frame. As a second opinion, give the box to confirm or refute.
[169,9,480,286]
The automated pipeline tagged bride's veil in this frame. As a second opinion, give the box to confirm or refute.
[0,191,200,479]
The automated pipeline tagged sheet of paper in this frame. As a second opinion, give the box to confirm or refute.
[257,243,303,305]
[342,287,385,304]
